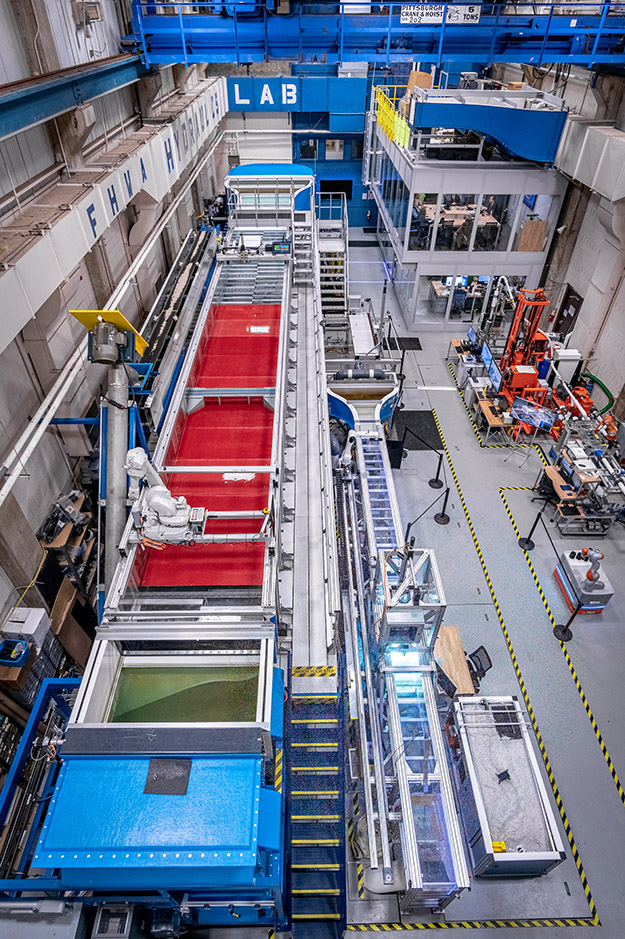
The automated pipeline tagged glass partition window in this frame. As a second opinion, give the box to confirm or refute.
[473,194,510,251]
[408,193,437,250]
[513,194,555,252]
[325,139,344,160]
[434,194,479,251]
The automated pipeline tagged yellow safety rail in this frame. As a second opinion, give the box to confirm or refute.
[374,85,411,148]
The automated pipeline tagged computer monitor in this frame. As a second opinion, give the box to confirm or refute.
[445,276,453,287]
[571,471,582,491]
[481,341,493,370]
[467,325,477,344]
[560,455,573,477]
[488,360,503,393]
[460,276,469,287]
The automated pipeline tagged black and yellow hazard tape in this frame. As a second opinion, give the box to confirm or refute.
[293,665,337,677]
[447,363,548,470]
[447,363,511,451]
[499,486,625,807]
[357,862,366,900]
[275,747,283,794]
[347,817,356,851]
[347,920,596,931]
[386,409,599,930]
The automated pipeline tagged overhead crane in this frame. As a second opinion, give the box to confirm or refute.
[127,0,625,68]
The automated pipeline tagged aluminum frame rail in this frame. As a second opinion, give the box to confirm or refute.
[341,419,469,910]
[103,246,291,620]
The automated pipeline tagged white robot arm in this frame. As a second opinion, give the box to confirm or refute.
[125,447,205,544]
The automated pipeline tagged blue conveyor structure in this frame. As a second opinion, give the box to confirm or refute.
[128,1,625,67]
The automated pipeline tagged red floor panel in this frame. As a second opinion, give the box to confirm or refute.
[140,303,281,589]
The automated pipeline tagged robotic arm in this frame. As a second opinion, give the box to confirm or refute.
[125,447,205,545]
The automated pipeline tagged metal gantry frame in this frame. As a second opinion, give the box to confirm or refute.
[128,1,625,68]
[338,415,470,911]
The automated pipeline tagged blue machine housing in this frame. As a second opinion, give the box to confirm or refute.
[31,666,286,926]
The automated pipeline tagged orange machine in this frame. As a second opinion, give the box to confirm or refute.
[498,288,593,436]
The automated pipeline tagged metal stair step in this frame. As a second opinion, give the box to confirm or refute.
[291,869,341,894]
[290,797,340,819]
[291,724,338,744]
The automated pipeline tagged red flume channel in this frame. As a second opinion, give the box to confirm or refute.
[139,303,281,588]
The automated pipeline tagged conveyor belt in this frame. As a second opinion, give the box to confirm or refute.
[140,302,281,588]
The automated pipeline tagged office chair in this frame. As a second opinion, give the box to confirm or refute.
[436,221,454,249]
[450,288,466,319]
[465,645,493,692]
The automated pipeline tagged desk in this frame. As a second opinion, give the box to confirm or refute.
[555,503,615,536]
[429,279,450,315]
[543,465,578,502]
[446,337,464,361]
[422,203,498,228]
[434,626,474,696]
[474,397,507,442]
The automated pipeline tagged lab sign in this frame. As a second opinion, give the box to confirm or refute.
[228,77,299,111]
[400,4,481,23]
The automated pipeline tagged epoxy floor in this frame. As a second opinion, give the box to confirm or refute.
[347,235,625,938]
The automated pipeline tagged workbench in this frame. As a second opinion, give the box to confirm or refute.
[474,392,508,443]
[446,337,464,361]
[434,625,474,696]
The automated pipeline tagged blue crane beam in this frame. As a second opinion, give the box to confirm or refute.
[129,2,625,68]
[0,55,149,142]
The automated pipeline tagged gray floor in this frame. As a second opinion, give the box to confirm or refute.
[347,237,625,938]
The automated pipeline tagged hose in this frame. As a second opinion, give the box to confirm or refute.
[580,371,614,415]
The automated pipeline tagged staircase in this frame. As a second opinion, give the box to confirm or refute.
[292,221,315,289]
[319,250,347,319]
[359,435,400,551]
[288,690,345,939]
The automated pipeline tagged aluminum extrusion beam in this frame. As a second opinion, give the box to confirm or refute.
[0,55,148,142]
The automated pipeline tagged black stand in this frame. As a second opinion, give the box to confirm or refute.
[434,487,451,525]
[554,600,582,642]
[518,501,548,551]
[429,451,444,489]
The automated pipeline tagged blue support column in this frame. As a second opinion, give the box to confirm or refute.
[0,679,81,830]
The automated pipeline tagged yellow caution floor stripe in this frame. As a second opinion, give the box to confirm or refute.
[357,862,365,900]
[292,863,339,870]
[292,742,338,748]
[291,718,338,724]
[499,486,625,808]
[291,814,341,821]
[383,410,600,931]
[291,790,339,797]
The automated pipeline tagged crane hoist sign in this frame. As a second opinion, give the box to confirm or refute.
[400,4,481,23]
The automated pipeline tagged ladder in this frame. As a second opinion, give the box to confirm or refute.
[287,689,345,939]
[292,220,314,289]
[319,250,347,319]
[359,435,400,552]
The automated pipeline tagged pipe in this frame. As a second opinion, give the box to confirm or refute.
[104,364,129,594]
[580,371,614,414]
[334,368,387,381]
[0,128,229,513]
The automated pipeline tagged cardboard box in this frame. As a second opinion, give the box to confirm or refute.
[507,81,524,90]
[50,577,78,635]
[56,614,92,668]
[0,646,37,690]
[407,69,433,93]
